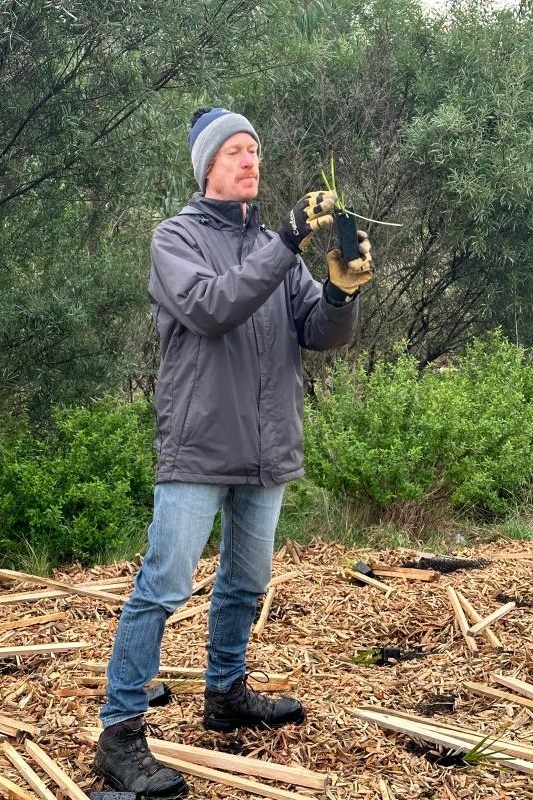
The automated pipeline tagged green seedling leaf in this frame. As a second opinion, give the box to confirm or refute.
[461,729,514,766]
[321,169,333,193]
[320,153,403,226]
[330,152,336,195]
[351,647,382,666]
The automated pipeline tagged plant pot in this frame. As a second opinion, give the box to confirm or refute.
[334,207,359,262]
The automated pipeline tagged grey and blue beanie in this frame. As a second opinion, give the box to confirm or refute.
[187,107,261,191]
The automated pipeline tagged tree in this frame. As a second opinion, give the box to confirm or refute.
[0,0,283,420]
[228,0,533,370]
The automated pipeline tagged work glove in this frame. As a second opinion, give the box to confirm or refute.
[278,191,337,253]
[326,230,373,296]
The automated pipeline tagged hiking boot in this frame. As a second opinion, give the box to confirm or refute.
[204,675,306,732]
[94,716,188,798]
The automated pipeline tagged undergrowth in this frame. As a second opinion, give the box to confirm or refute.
[1,331,532,571]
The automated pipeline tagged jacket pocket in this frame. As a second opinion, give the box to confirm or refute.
[177,336,203,449]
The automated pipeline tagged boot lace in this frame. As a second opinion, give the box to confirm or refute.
[239,670,275,716]
[123,721,165,776]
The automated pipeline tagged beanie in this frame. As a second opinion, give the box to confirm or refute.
[187,107,261,191]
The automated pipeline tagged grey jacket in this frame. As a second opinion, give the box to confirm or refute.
[148,193,358,486]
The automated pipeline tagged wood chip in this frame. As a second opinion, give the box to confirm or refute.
[1,539,533,799]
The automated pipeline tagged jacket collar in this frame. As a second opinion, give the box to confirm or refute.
[188,192,260,229]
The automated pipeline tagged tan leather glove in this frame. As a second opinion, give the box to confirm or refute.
[326,230,373,295]
[278,190,337,252]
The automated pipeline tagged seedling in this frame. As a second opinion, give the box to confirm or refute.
[321,153,402,263]
[351,647,382,666]
[321,154,360,262]
[321,153,349,215]
[459,729,514,768]
[351,646,427,666]
[321,153,403,228]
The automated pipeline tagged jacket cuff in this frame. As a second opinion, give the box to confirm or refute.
[324,279,359,307]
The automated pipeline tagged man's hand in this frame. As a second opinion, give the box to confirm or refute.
[278,191,337,253]
[326,230,373,296]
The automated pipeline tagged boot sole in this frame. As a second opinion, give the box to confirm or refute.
[204,710,306,733]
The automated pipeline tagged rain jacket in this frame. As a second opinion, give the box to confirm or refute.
[148,193,359,486]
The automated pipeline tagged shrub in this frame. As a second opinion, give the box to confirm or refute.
[0,396,155,567]
[305,332,533,518]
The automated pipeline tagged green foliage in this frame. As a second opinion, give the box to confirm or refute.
[498,514,533,541]
[0,397,155,567]
[305,332,533,518]
[0,0,285,420]
[228,0,533,370]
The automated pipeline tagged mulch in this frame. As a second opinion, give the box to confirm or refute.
[1,537,533,800]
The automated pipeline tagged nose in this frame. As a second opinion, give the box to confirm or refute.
[241,151,255,168]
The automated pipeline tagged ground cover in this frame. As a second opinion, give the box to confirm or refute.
[1,538,533,799]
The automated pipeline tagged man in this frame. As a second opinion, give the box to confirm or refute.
[94,107,373,798]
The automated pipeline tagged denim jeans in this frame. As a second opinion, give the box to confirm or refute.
[100,481,285,727]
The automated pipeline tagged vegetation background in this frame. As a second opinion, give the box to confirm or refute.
[1,0,532,571]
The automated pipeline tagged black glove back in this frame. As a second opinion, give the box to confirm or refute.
[278,191,337,253]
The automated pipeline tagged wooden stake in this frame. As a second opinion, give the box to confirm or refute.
[456,590,502,648]
[166,601,210,626]
[150,738,327,790]
[82,728,327,790]
[0,612,66,633]
[463,681,533,710]
[344,568,394,596]
[0,576,130,605]
[0,569,124,604]
[445,586,478,653]
[24,741,91,800]
[370,563,439,582]
[467,602,516,637]
[0,720,19,737]
[355,705,533,760]
[143,752,320,800]
[191,574,214,594]
[78,661,293,686]
[1,743,56,800]
[493,673,533,700]
[253,585,277,638]
[54,687,106,698]
[0,714,39,738]
[0,774,37,800]
[355,707,533,776]
[268,572,300,587]
[0,642,90,658]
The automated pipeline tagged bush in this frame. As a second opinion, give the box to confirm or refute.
[305,331,533,518]
[0,396,155,567]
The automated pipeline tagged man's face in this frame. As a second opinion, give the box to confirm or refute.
[204,132,260,202]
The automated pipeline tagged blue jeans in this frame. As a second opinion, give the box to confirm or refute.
[100,481,285,728]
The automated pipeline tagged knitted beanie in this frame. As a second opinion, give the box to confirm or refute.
[187,107,261,191]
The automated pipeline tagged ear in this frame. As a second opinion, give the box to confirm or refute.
[204,158,215,188]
